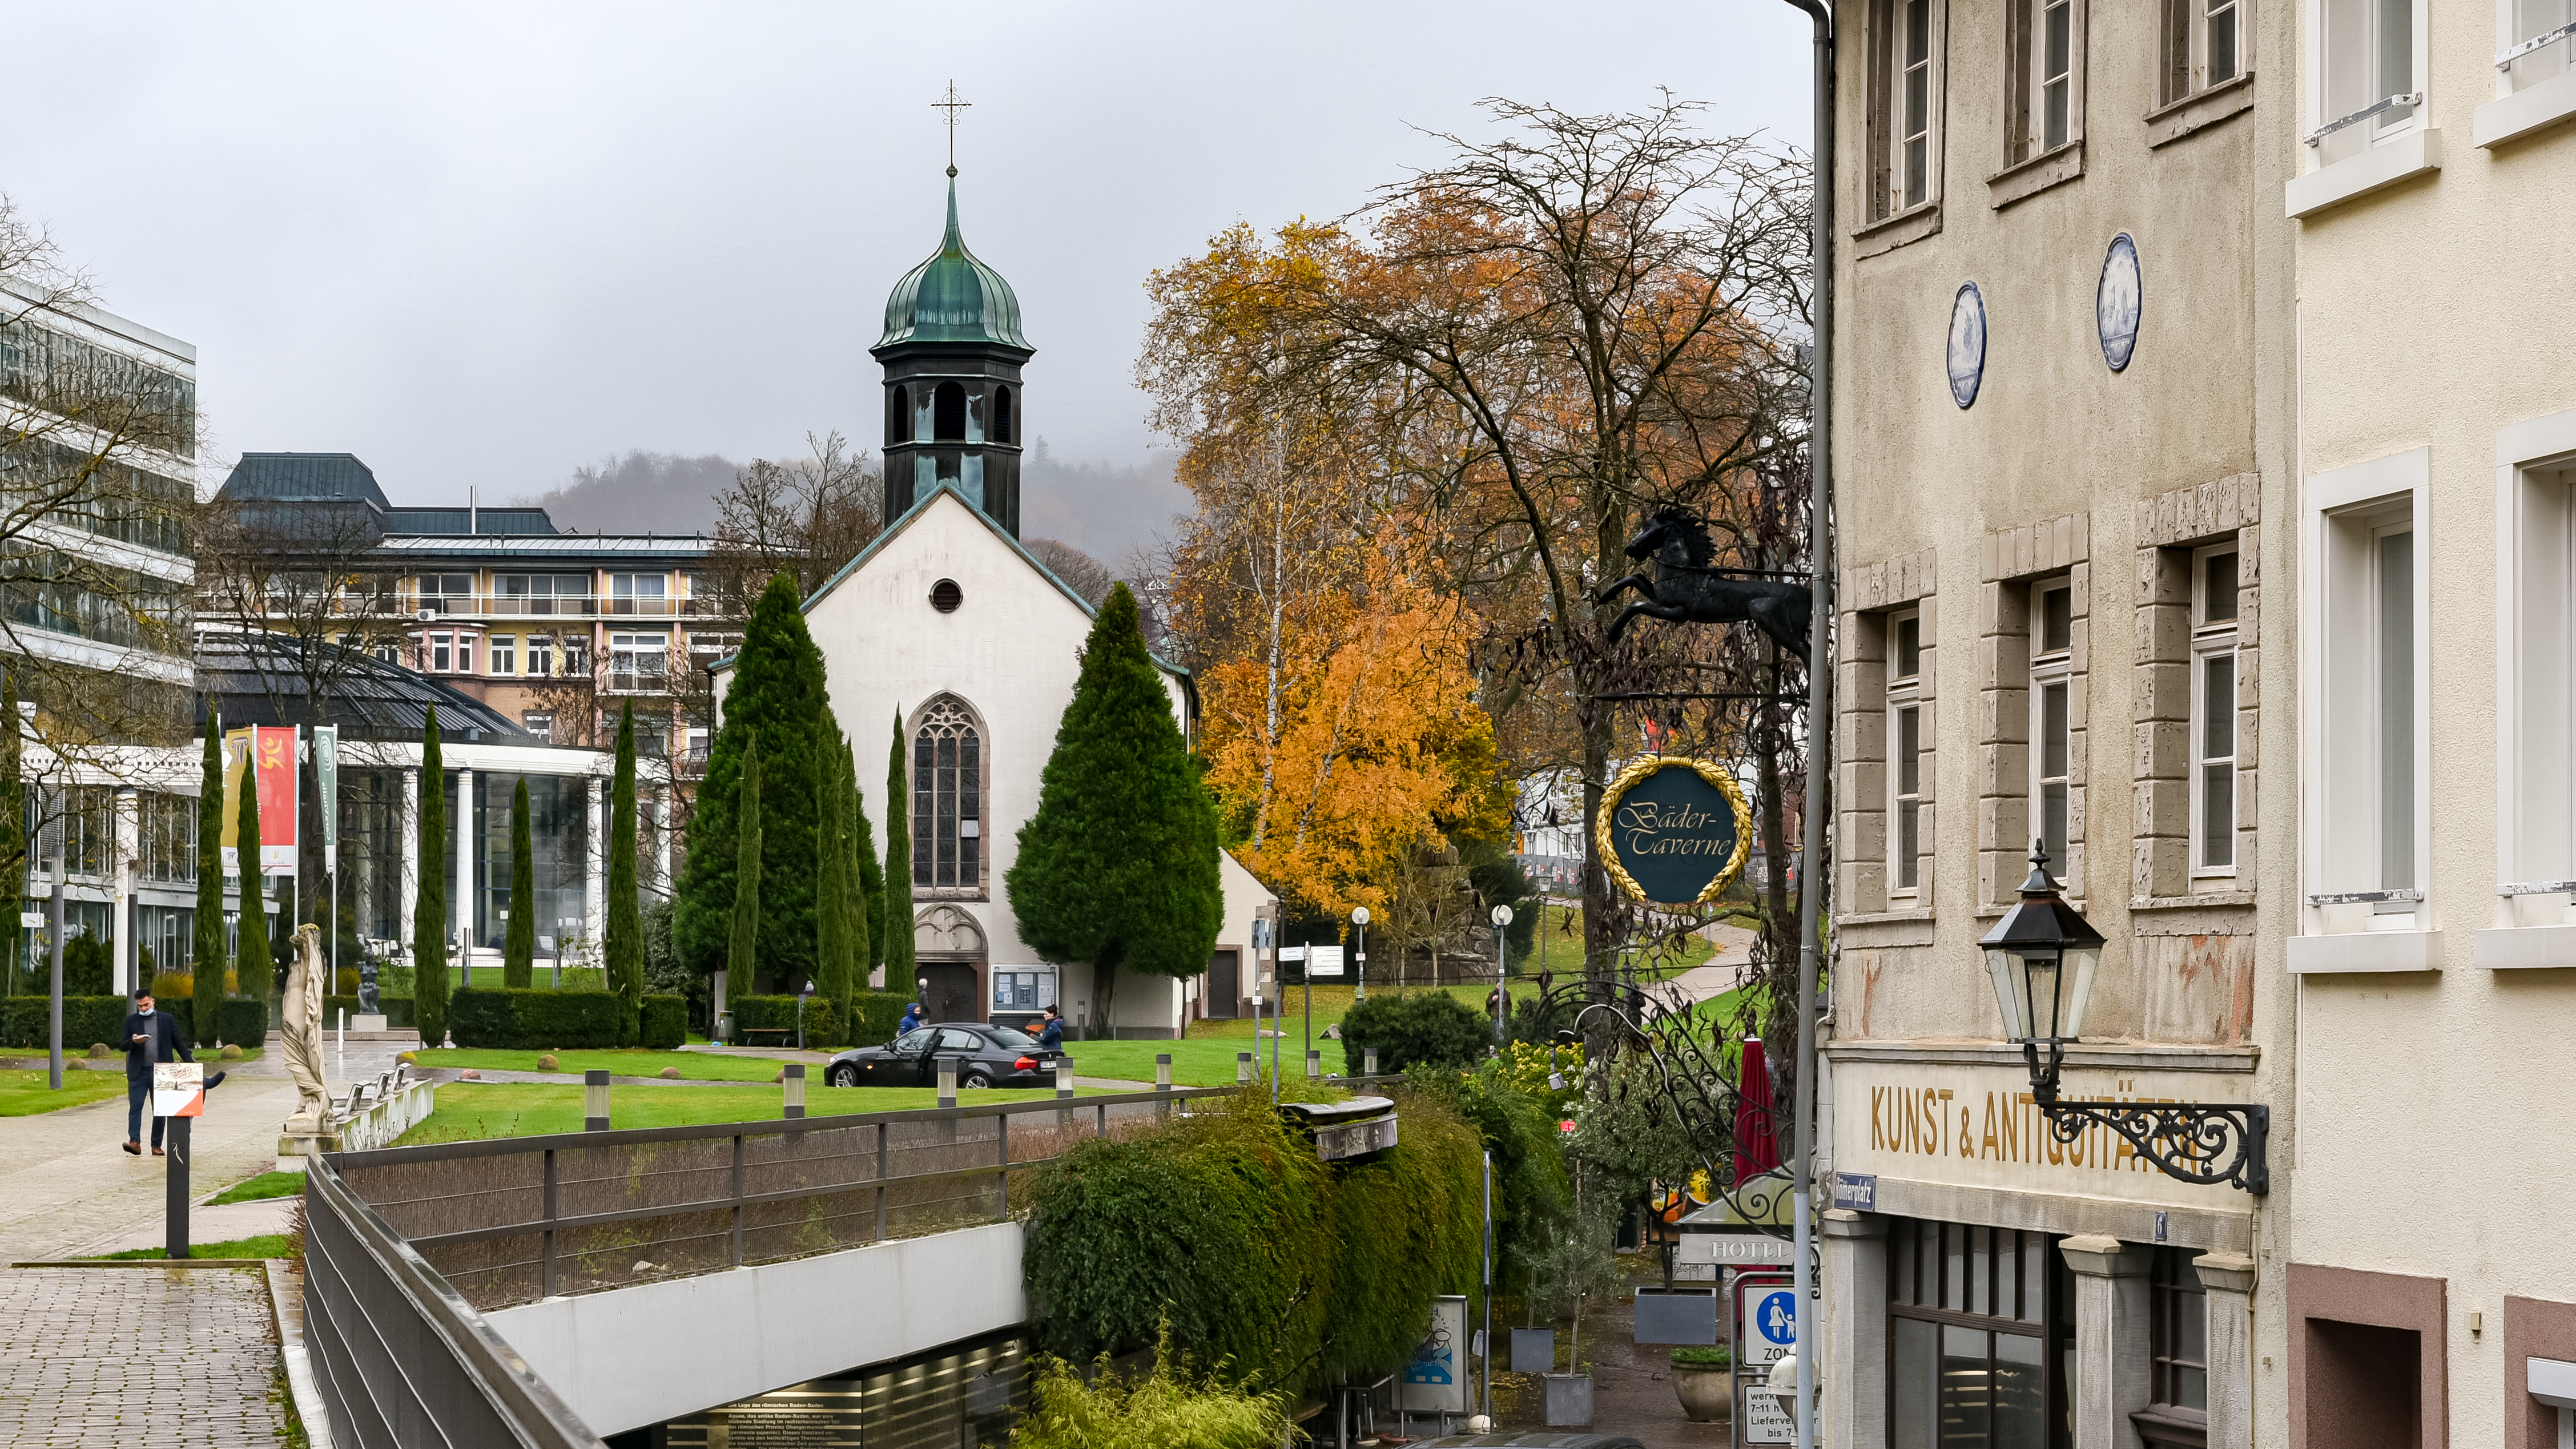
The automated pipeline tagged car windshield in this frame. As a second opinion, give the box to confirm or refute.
[892,1028,935,1053]
[985,1025,1038,1049]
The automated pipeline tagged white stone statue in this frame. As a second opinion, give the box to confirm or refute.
[281,921,329,1128]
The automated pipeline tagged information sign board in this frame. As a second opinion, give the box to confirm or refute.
[1679,1229,1798,1268]
[1737,1379,1794,1445]
[1732,1274,1798,1368]
[1304,945,1345,978]
[1398,1294,1470,1413]
[152,1061,204,1118]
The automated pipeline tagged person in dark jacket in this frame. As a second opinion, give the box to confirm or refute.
[120,988,191,1157]
[898,1001,924,1034]
[1037,1007,1064,1050]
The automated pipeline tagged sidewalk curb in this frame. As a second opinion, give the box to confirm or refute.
[266,1258,337,1449]
[10,1257,280,1267]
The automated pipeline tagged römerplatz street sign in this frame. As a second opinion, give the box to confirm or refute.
[1595,756,1756,907]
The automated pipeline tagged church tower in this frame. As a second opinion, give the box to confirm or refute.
[874,171,1032,537]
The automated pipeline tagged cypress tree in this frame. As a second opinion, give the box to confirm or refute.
[675,575,832,993]
[0,678,21,1000]
[414,708,449,1050]
[843,740,882,985]
[882,709,916,999]
[1008,584,1223,1033]
[727,736,763,993]
[814,747,848,1021]
[607,701,643,1046]
[191,710,223,1041]
[234,738,272,1012]
[503,778,534,988]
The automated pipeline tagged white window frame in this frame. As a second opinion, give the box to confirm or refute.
[1887,608,1926,897]
[526,634,554,678]
[2493,408,2576,936]
[427,631,452,674]
[2500,0,2575,93]
[2163,0,2252,105]
[489,633,516,677]
[1871,0,1949,219]
[2190,545,2241,878]
[2308,0,2426,166]
[2028,579,2074,883]
[2007,0,2086,163]
[2303,448,2429,936]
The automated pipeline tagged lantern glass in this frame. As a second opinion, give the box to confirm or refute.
[2059,944,2102,1040]
[2020,951,2065,1041]
[1984,948,2028,1040]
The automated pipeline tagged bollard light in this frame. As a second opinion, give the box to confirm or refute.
[1055,1058,1075,1100]
[783,1062,806,1119]
[583,1069,610,1132]
[1155,1053,1172,1093]
[1364,1046,1379,1077]
[937,1055,958,1108]
[1305,1049,1320,1079]
[1237,1050,1253,1085]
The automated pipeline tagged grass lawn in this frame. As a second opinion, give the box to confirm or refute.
[92,1234,293,1261]
[1184,982,1541,1046]
[392,1080,1124,1145]
[0,1068,128,1116]
[415,1048,811,1082]
[206,1170,306,1205]
[1063,1035,1382,1088]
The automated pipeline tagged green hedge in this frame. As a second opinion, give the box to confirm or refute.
[847,990,910,1046]
[216,999,268,1047]
[325,995,416,1030]
[641,995,686,1050]
[447,988,624,1050]
[1,996,130,1052]
[727,994,842,1049]
[1340,991,1492,1076]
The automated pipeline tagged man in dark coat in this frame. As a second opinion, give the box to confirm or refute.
[120,987,192,1157]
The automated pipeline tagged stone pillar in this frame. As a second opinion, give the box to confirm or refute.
[454,767,473,983]
[2194,1252,2257,1448]
[585,776,605,949]
[111,788,139,995]
[1821,1209,1889,1449]
[2060,1235,2154,1449]
[398,767,418,949]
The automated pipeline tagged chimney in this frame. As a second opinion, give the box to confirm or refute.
[469,485,478,534]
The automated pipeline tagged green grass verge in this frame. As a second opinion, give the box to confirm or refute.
[393,1080,1125,1145]
[0,1068,129,1116]
[1061,1036,1380,1089]
[1184,983,1541,1044]
[207,1170,306,1205]
[416,1047,813,1082]
[91,1234,295,1261]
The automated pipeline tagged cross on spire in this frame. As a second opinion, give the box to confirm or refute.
[932,80,971,177]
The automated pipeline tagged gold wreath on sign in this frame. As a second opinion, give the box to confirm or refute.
[1593,755,1757,907]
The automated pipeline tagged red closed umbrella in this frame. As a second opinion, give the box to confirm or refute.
[1734,1035,1780,1182]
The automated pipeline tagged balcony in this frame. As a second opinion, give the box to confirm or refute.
[407,594,717,621]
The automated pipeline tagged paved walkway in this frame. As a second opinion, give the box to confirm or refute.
[0,1266,289,1446]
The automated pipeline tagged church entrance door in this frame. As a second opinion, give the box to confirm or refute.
[919,961,980,1027]
[1206,949,1240,1019]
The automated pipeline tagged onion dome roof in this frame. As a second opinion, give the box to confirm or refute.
[878,176,1029,351]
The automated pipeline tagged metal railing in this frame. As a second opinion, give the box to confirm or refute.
[410,595,714,620]
[328,1088,1211,1314]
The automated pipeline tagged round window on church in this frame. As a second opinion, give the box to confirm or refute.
[930,578,963,613]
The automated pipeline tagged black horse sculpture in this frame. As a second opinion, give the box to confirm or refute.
[1595,506,1813,662]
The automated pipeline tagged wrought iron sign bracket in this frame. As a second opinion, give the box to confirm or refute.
[2025,1041,2270,1194]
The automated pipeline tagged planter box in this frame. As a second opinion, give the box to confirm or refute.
[1633,1285,1719,1345]
[1511,1327,1556,1374]
[1543,1372,1594,1427]
[1672,1363,1729,1422]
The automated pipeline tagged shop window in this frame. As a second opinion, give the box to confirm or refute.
[1887,1217,2074,1448]
[2137,1246,2209,1446]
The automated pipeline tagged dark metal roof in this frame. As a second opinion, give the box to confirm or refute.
[194,631,536,744]
[218,453,393,510]
[384,506,560,536]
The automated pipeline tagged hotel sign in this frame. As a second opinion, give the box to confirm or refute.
[1595,756,1754,907]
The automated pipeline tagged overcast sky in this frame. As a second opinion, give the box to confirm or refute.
[6,2,1811,510]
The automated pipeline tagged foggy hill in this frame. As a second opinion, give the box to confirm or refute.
[514,450,738,534]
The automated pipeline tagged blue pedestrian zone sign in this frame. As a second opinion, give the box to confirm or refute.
[1398,1295,1469,1414]
[1756,1290,1798,1346]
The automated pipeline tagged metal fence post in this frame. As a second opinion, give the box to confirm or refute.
[1305,1049,1320,1080]
[583,1069,610,1132]
[996,1112,1011,1220]
[1096,1100,1108,1138]
[541,1147,558,1298]
[728,1131,745,1267]
[874,1121,888,1242]
[1237,1050,1253,1085]
[1365,1046,1379,1077]
[937,1056,957,1109]
[1054,1059,1074,1099]
[782,1063,806,1120]
[1156,1054,1172,1093]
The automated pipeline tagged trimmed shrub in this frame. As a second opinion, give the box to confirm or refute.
[727,993,842,1049]
[640,995,686,1050]
[1,996,128,1050]
[1339,991,1491,1076]
[62,936,111,997]
[150,971,192,999]
[448,988,623,1050]
[325,996,414,1030]
[1012,1340,1294,1449]
[216,998,269,1048]
[845,989,909,1046]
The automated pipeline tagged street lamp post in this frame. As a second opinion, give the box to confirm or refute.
[1489,904,1513,1044]
[1350,905,1369,1003]
[1981,842,2271,1193]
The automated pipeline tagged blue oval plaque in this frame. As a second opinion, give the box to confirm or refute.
[1947,281,1987,409]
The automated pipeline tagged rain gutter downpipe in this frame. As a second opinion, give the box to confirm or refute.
[1775,2,1836,1448]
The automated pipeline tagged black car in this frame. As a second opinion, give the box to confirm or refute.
[826,1022,1066,1089]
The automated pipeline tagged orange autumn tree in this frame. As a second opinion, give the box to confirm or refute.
[1198,528,1510,926]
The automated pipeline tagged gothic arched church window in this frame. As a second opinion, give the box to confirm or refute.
[912,696,983,891]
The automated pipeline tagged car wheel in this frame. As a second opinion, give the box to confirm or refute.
[962,1069,994,1089]
[829,1065,858,1088]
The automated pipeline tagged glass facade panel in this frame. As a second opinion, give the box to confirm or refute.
[472,773,591,953]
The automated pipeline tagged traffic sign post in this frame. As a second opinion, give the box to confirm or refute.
[1729,1272,1803,1449]
[154,1062,204,1260]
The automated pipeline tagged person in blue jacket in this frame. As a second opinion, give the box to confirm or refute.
[898,1001,923,1034]
[1037,1006,1064,1051]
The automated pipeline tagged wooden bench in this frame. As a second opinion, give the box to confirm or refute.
[735,1027,798,1046]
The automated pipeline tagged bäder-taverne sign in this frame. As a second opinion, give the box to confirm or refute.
[1595,756,1756,907]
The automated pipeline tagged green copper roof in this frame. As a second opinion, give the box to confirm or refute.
[878,178,1030,351]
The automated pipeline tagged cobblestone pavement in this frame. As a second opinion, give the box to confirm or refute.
[0,1266,288,1446]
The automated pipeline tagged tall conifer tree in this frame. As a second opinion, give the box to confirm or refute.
[882,709,916,999]
[0,678,19,1000]
[607,701,643,1045]
[234,738,272,1011]
[413,708,449,1049]
[814,747,849,1029]
[503,778,534,988]
[846,739,883,985]
[1008,585,1222,1032]
[191,711,224,1040]
[727,736,763,993]
[675,575,832,992]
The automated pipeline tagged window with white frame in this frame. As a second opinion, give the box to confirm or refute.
[2318,498,2418,912]
[2192,546,2240,876]
[1888,609,1926,896]
[526,634,554,678]
[2161,0,2247,106]
[2313,0,2420,166]
[2029,579,2073,880]
[610,633,668,689]
[2006,0,2080,163]
[2505,455,2576,921]
[2505,0,2574,91]
[489,633,516,677]
[1870,0,1946,219]
[426,631,452,673]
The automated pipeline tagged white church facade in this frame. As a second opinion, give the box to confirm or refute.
[720,174,1274,1040]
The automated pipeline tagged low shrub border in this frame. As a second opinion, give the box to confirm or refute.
[641,995,686,1050]
[447,988,623,1050]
